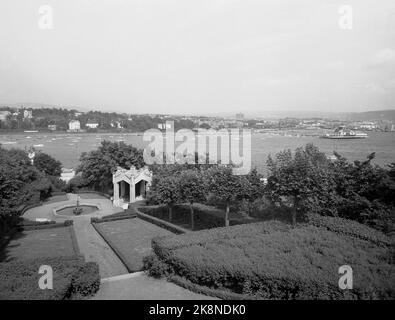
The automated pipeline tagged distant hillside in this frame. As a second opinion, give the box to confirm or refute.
[343,110,395,122]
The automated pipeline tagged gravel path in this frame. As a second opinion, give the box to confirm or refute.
[73,217,128,278]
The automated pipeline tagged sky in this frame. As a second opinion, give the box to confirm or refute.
[0,0,394,115]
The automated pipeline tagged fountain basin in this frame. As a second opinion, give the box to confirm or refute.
[54,204,99,217]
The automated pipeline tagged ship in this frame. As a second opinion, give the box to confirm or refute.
[320,126,368,139]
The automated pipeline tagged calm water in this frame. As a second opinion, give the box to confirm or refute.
[1,131,394,175]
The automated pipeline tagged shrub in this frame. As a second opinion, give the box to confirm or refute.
[148,221,394,299]
[0,256,99,300]
[64,220,73,226]
[19,219,56,227]
[306,213,391,246]
[143,254,171,278]
[70,262,101,297]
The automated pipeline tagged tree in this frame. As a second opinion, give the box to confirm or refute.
[265,144,336,226]
[207,166,241,227]
[179,170,206,230]
[153,175,181,221]
[34,151,62,176]
[77,140,144,193]
[0,147,46,237]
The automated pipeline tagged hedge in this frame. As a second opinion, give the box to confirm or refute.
[18,220,74,231]
[306,213,391,246]
[148,221,395,299]
[91,209,136,224]
[0,256,100,300]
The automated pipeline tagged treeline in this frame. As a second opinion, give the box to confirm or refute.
[72,141,395,234]
[0,107,195,132]
[0,146,65,238]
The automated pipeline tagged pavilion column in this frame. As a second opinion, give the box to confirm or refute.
[120,181,125,198]
[130,179,135,203]
[113,181,119,201]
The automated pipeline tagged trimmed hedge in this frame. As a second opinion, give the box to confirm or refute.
[148,221,395,300]
[18,219,73,231]
[306,213,391,246]
[91,209,136,224]
[0,256,100,300]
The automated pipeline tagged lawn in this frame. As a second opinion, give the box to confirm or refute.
[0,226,77,263]
[78,192,109,200]
[147,219,395,299]
[139,203,253,231]
[44,194,69,204]
[94,218,173,272]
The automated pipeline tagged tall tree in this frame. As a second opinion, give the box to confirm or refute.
[153,175,181,222]
[77,140,144,193]
[207,166,241,227]
[265,144,335,226]
[179,170,206,230]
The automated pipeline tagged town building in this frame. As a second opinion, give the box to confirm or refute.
[23,110,33,119]
[86,120,99,129]
[68,120,81,132]
[158,122,173,130]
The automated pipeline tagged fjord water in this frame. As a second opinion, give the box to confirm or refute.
[1,132,394,175]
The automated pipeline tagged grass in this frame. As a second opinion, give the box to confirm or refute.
[148,220,395,299]
[139,203,253,231]
[95,218,173,272]
[1,226,77,263]
[78,193,109,200]
[44,194,69,204]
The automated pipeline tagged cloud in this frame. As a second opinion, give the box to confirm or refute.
[369,48,395,67]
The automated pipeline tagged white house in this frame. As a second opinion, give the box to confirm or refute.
[86,120,99,129]
[23,110,33,119]
[158,122,173,130]
[112,166,152,208]
[68,120,81,131]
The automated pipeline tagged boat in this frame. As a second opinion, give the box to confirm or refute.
[320,127,368,139]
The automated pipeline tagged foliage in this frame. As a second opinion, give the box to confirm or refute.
[64,175,89,193]
[265,144,337,225]
[149,221,394,299]
[150,175,181,221]
[179,170,207,230]
[143,254,172,278]
[305,213,391,247]
[77,140,144,192]
[265,144,395,232]
[0,256,100,300]
[70,262,101,297]
[34,151,62,177]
